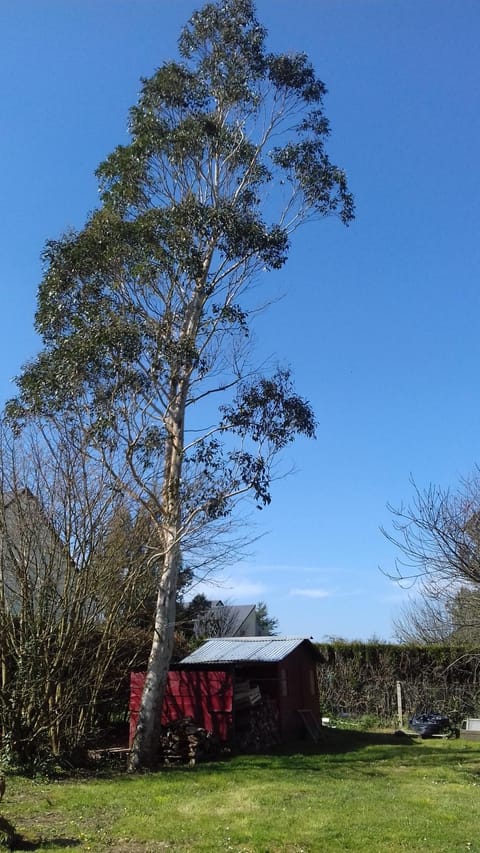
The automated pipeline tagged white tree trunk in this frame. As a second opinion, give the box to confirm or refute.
[128,539,179,770]
[128,389,186,770]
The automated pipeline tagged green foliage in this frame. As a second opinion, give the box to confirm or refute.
[317,642,480,722]
[255,600,279,635]
[6,0,350,514]
[445,586,480,643]
[175,593,211,640]
[9,0,352,431]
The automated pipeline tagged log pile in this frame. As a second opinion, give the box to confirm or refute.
[235,698,280,751]
[159,717,220,766]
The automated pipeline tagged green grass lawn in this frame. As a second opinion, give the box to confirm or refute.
[1,730,480,852]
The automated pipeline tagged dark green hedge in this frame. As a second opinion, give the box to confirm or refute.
[316,643,480,723]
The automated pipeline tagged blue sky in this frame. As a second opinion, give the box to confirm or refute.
[1,0,480,641]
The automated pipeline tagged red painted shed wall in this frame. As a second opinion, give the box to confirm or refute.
[129,670,233,746]
[278,645,320,738]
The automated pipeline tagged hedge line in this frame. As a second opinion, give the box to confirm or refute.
[315,643,480,723]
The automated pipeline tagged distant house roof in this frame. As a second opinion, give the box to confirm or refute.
[3,488,38,510]
[180,636,318,665]
[193,601,258,638]
[224,604,256,635]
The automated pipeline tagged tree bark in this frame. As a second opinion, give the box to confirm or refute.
[129,384,186,770]
[128,550,178,770]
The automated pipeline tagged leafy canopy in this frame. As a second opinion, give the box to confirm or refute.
[7,0,353,542]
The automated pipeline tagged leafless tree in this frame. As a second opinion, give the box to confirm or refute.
[0,421,152,767]
[193,600,241,638]
[0,412,256,767]
[383,474,480,645]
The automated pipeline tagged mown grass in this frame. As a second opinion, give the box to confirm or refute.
[1,730,480,851]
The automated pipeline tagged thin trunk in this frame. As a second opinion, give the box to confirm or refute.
[128,538,179,769]
[128,397,185,770]
[128,282,207,771]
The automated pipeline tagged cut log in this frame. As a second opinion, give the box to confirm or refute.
[159,717,221,765]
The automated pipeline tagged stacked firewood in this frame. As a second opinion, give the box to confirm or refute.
[159,717,220,766]
[235,698,280,752]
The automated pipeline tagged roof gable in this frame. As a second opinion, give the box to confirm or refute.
[194,602,257,638]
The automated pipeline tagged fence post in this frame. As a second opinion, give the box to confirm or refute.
[396,681,403,729]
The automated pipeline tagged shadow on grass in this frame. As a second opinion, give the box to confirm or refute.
[38,727,480,783]
[149,726,472,778]
[286,727,418,752]
[227,727,480,776]
[14,838,81,851]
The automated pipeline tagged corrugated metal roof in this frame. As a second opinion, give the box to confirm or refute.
[180,637,312,665]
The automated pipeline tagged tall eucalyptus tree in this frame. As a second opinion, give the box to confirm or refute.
[8,0,353,768]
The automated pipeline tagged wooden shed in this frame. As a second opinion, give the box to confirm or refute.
[130,637,321,749]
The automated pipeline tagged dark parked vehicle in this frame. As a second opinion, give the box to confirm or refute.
[409,713,459,739]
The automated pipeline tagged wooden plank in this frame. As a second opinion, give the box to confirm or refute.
[298,709,322,743]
